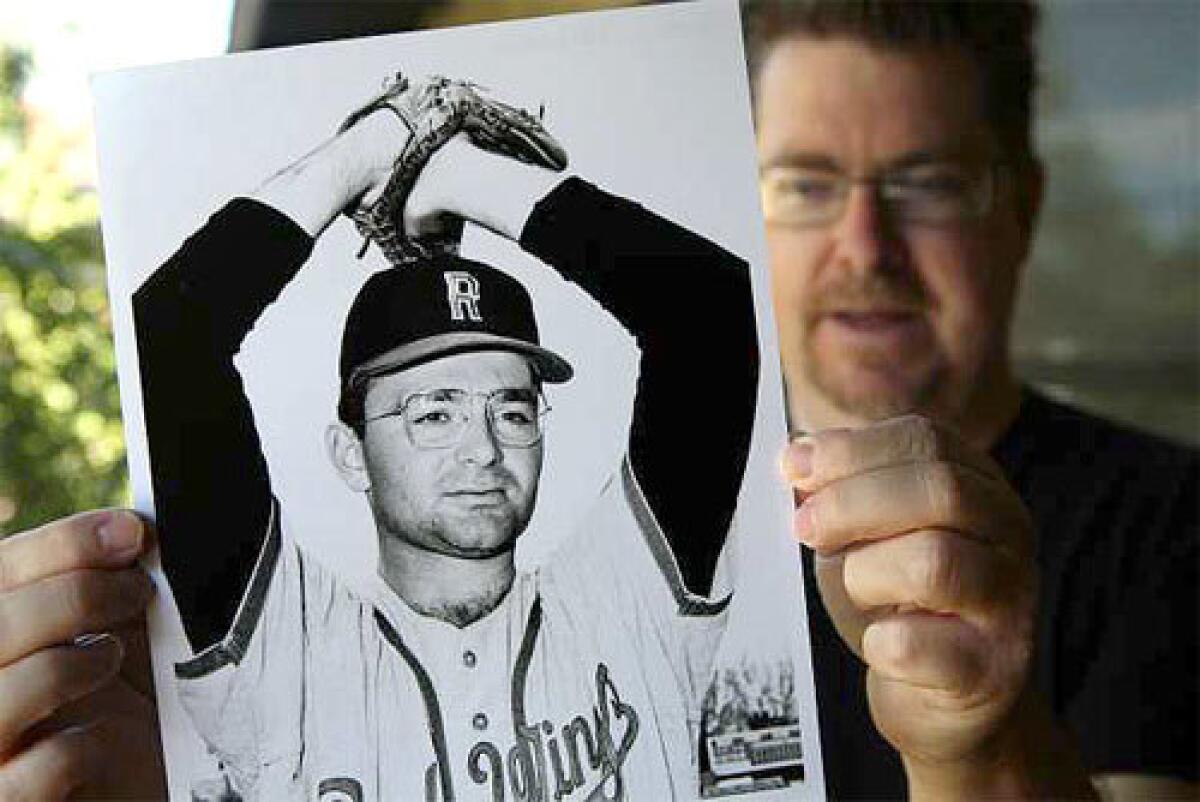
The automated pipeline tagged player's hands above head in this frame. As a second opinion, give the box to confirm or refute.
[344,73,567,264]
[0,510,165,801]
[782,416,1062,795]
[252,72,566,256]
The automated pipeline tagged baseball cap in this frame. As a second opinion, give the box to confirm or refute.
[338,254,573,418]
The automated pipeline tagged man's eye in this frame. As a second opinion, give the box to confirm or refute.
[894,169,972,198]
[781,176,838,202]
[411,408,455,426]
[495,405,536,426]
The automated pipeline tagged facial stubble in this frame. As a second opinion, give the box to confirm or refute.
[801,269,945,421]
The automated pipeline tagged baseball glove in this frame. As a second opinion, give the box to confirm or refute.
[340,74,568,265]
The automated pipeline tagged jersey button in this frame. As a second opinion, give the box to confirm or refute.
[472,712,488,731]
[462,650,477,668]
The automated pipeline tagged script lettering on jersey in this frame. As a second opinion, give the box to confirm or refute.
[444,271,483,322]
[439,662,640,801]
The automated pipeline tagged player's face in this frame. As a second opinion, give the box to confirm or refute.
[359,351,543,559]
[756,38,1038,431]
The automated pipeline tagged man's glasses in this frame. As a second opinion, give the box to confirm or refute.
[362,388,550,449]
[760,162,1001,227]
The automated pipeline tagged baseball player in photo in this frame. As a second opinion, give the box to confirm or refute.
[133,76,759,800]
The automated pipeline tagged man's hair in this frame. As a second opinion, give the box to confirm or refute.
[743,0,1041,162]
[340,384,369,439]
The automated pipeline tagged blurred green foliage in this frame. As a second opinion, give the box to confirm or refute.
[1,45,127,534]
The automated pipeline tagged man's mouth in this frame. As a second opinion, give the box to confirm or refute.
[814,307,929,351]
[827,308,920,331]
[445,488,507,502]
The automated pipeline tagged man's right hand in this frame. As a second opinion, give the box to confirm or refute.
[0,510,165,800]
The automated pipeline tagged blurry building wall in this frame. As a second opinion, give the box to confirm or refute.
[1015,1,1198,445]
[229,0,645,50]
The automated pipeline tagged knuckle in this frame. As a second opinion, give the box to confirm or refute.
[0,738,83,802]
[811,486,842,538]
[30,650,77,708]
[900,414,942,461]
[0,601,10,650]
[0,535,39,595]
[814,427,852,472]
[39,734,89,799]
[0,514,104,595]
[0,553,13,595]
[57,577,93,629]
[920,461,964,521]
[879,620,919,670]
[840,550,868,603]
[910,532,960,607]
[53,572,112,631]
[53,525,100,571]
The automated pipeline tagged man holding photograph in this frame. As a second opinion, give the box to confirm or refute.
[0,2,1195,801]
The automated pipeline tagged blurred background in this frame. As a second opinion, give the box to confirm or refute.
[1,0,1196,534]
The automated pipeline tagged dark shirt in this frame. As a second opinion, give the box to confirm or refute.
[808,389,1199,798]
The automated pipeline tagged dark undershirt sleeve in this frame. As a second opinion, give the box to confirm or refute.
[133,199,314,651]
[519,177,759,596]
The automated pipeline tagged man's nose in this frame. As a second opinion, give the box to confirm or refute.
[454,410,502,466]
[832,185,896,274]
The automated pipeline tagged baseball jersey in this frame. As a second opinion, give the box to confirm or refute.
[134,178,759,801]
[177,460,728,800]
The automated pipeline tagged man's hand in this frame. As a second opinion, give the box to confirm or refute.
[784,416,1095,799]
[0,510,165,800]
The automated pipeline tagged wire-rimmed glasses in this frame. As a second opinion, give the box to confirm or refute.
[362,388,550,449]
[760,161,1003,227]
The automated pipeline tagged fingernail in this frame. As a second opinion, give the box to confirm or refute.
[794,499,816,544]
[784,437,813,481]
[97,512,142,557]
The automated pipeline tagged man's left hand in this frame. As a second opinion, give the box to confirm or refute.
[783,416,1085,796]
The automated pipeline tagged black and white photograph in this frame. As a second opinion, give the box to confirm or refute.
[92,2,823,799]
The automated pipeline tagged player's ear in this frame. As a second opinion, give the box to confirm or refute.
[326,422,371,493]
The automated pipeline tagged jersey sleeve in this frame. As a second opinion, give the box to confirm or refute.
[541,457,730,704]
[173,500,302,790]
[133,199,314,651]
[173,504,354,794]
[518,178,759,599]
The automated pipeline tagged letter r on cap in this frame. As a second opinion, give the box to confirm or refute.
[444,271,483,322]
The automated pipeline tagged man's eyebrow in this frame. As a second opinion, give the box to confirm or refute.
[493,387,538,401]
[760,152,840,171]
[762,147,981,173]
